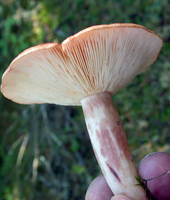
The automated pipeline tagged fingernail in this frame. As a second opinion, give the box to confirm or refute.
[140,151,159,163]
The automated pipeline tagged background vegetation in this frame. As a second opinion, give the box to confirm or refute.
[0,0,170,199]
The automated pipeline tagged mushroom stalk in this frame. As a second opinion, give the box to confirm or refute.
[81,92,147,200]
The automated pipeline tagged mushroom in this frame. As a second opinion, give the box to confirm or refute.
[1,24,163,200]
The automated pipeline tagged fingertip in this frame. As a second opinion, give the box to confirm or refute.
[111,195,132,200]
[85,175,113,200]
[139,152,170,200]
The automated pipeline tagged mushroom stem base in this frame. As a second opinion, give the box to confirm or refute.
[81,92,147,200]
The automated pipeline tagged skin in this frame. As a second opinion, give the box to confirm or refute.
[139,152,170,200]
[86,152,170,200]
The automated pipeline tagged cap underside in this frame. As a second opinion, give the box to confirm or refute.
[1,24,163,105]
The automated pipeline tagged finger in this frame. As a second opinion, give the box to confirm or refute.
[111,195,132,200]
[139,152,170,200]
[85,175,113,200]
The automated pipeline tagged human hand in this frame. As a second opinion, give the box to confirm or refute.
[85,152,170,200]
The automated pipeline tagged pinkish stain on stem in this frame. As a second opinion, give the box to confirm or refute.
[81,92,147,199]
[106,163,121,183]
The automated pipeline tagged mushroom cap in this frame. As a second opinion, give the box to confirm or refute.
[1,23,163,105]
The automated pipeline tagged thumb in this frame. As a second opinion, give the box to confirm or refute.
[111,195,133,200]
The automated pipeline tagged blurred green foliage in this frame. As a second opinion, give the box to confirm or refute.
[0,0,170,199]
